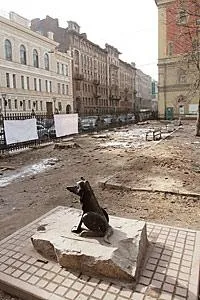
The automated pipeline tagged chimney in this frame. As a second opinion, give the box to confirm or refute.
[47,31,54,40]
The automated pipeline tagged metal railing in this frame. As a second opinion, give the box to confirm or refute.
[0,113,54,154]
[0,111,154,154]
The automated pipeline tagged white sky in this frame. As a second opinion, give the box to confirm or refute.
[1,0,158,80]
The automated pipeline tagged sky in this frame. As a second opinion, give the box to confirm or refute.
[1,0,158,80]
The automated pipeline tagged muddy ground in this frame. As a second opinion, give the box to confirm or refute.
[0,120,200,299]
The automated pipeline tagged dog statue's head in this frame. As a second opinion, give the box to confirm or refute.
[67,177,87,197]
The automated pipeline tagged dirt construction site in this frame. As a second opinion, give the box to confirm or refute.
[0,120,200,299]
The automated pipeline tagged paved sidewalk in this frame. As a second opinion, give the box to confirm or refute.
[0,207,199,300]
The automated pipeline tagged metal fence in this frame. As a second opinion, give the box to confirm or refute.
[0,113,55,154]
[0,111,154,154]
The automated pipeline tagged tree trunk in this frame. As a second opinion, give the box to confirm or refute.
[196,98,200,136]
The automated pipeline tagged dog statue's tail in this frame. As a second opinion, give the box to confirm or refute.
[104,226,113,244]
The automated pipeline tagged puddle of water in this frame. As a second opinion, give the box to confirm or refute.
[0,158,58,187]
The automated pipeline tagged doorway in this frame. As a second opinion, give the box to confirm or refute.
[46,102,53,116]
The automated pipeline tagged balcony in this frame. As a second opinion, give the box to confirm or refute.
[94,93,101,98]
[93,79,100,85]
[73,73,84,80]
[110,95,121,100]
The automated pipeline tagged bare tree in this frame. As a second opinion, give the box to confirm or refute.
[167,0,200,135]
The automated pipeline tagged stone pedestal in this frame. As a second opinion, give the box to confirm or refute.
[31,207,148,284]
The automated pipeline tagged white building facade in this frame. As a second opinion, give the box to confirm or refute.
[0,12,73,116]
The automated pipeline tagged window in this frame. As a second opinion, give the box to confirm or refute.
[5,39,12,61]
[57,83,61,94]
[168,42,173,56]
[49,81,52,93]
[57,62,60,74]
[44,53,49,70]
[179,70,187,84]
[40,101,43,111]
[8,99,11,110]
[21,76,25,89]
[62,64,64,75]
[179,10,187,24]
[39,79,42,92]
[34,78,37,91]
[14,99,18,109]
[66,85,69,95]
[20,45,27,65]
[45,80,48,92]
[58,102,62,112]
[74,50,79,64]
[23,100,26,111]
[65,64,68,76]
[33,49,39,68]
[28,100,31,109]
[75,81,80,91]
[189,104,198,114]
[27,77,30,90]
[35,100,38,111]
[62,84,65,94]
[6,73,10,87]
[13,74,16,88]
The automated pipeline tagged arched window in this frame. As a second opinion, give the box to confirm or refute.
[20,45,27,65]
[66,104,71,114]
[33,49,39,68]
[74,50,79,65]
[44,53,49,70]
[5,39,12,61]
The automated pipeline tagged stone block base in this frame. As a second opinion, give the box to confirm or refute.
[31,207,148,284]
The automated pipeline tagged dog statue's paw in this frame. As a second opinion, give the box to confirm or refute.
[71,226,82,234]
[79,230,89,237]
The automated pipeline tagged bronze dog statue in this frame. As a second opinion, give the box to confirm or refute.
[67,178,113,244]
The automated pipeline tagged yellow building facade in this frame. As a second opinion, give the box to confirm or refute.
[155,0,199,119]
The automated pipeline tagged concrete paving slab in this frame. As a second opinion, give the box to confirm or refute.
[0,206,199,300]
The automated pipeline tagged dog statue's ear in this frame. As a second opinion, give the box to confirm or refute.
[79,181,85,189]
[80,177,85,181]
[66,185,78,195]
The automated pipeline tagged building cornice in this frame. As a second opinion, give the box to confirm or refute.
[0,15,58,47]
[155,0,174,6]
[55,51,72,61]
[159,83,191,92]
[158,55,185,65]
[119,59,136,70]
[68,30,107,54]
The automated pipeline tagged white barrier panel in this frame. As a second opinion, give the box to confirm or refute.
[4,118,38,145]
[54,114,78,137]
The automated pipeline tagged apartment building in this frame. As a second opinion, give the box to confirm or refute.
[31,16,136,115]
[119,59,135,112]
[155,0,200,119]
[135,69,152,111]
[0,12,73,116]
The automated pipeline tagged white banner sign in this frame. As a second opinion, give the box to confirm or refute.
[4,118,38,145]
[54,114,78,137]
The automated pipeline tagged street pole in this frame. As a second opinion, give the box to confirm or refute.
[2,94,7,118]
[52,97,56,114]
